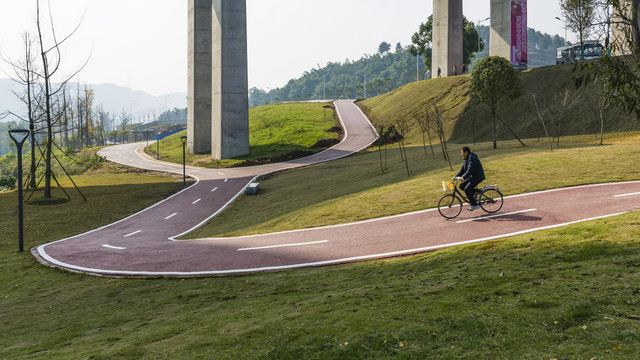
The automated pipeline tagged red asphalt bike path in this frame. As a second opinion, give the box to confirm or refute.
[32,100,640,277]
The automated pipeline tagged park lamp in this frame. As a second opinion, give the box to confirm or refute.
[180,136,187,186]
[9,127,30,147]
[8,127,30,253]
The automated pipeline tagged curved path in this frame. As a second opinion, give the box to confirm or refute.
[33,101,640,277]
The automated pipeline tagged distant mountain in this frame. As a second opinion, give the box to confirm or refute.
[0,78,186,122]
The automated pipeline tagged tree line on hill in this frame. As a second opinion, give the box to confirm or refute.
[250,23,566,107]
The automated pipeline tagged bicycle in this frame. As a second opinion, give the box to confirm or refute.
[437,177,504,219]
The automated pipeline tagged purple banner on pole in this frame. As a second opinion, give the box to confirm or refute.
[511,0,527,68]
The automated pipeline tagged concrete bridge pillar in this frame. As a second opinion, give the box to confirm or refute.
[612,0,640,55]
[432,0,463,77]
[187,0,212,154]
[188,0,249,160]
[211,0,249,160]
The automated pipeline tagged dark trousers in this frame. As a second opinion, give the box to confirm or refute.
[460,178,482,206]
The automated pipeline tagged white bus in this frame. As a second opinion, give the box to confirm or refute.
[556,40,604,64]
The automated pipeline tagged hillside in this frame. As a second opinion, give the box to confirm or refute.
[359,62,639,146]
[251,25,567,108]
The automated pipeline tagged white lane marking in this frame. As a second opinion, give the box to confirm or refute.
[124,230,142,237]
[614,192,640,197]
[456,209,537,223]
[237,240,329,251]
[224,179,228,183]
[165,213,178,220]
[211,187,218,192]
[102,244,126,250]
[40,212,630,277]
[192,199,201,205]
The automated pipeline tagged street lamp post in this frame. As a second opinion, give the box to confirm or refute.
[180,136,187,186]
[555,17,568,46]
[8,127,30,253]
[155,134,160,160]
[477,17,490,56]
[323,74,326,100]
[363,74,367,98]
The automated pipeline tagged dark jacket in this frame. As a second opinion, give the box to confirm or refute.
[456,152,485,183]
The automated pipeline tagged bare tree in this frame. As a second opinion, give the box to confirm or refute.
[430,104,453,170]
[119,109,130,144]
[584,82,610,145]
[1,32,42,189]
[560,0,597,59]
[34,0,88,198]
[548,89,581,148]
[413,110,435,159]
[394,116,414,177]
[531,94,554,151]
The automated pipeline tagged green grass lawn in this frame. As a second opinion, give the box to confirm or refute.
[186,133,640,238]
[1,193,639,358]
[144,102,340,167]
[1,135,638,358]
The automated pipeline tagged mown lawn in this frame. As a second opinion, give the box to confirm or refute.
[1,203,639,358]
[144,102,340,167]
[0,134,639,358]
[187,133,640,238]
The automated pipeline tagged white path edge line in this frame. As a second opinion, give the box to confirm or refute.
[614,192,640,197]
[167,100,379,241]
[238,240,328,251]
[165,213,178,220]
[35,109,640,274]
[34,168,200,252]
[456,209,537,223]
[36,212,629,276]
[189,180,640,242]
[124,230,142,237]
[102,244,126,250]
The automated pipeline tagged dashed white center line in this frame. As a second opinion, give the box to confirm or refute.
[165,213,178,220]
[124,230,142,237]
[456,209,537,223]
[237,240,329,251]
[192,199,201,204]
[102,244,126,250]
[614,192,640,197]
[224,179,228,183]
[211,187,218,192]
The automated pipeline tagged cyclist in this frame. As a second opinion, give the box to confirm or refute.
[453,146,485,211]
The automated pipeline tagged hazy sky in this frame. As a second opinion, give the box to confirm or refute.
[0,0,568,96]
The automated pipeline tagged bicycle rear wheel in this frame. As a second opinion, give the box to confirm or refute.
[438,194,463,219]
[478,188,503,213]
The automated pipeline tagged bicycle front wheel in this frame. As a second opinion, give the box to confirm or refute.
[478,188,504,213]
[438,194,463,219]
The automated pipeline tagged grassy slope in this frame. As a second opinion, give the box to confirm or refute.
[144,102,339,167]
[187,134,640,238]
[359,63,639,145]
[2,65,640,358]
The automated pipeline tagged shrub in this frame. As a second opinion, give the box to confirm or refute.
[0,174,17,190]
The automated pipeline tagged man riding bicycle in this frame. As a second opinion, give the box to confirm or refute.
[453,146,485,211]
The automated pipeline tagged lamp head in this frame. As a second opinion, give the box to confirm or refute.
[180,135,187,144]
[8,127,30,146]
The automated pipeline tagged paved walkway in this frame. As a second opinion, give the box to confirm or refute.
[32,101,640,276]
